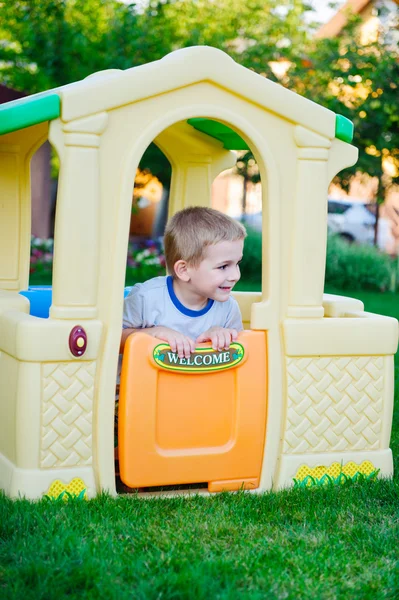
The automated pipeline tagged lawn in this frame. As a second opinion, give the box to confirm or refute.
[1,288,399,600]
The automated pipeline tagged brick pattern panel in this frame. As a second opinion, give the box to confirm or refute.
[40,362,96,468]
[284,356,384,453]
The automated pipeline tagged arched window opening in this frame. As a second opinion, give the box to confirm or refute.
[212,149,262,293]
[29,142,56,289]
[116,117,265,494]
[125,143,171,288]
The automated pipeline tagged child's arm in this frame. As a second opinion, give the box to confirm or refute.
[120,326,196,359]
[121,283,195,358]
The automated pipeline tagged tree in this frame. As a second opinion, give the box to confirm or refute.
[0,0,318,91]
[0,0,158,92]
[234,151,261,218]
[144,0,317,81]
[0,0,318,192]
[149,0,316,210]
[287,8,399,244]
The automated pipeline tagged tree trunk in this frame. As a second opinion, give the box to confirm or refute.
[374,176,386,247]
[374,200,380,247]
[242,177,247,221]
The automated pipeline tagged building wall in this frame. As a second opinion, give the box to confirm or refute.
[0,85,52,239]
[31,142,52,239]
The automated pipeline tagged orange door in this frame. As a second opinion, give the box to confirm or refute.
[119,330,267,492]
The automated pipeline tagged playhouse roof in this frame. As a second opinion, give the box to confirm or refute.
[0,46,353,145]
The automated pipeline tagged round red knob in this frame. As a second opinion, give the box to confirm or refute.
[69,326,87,357]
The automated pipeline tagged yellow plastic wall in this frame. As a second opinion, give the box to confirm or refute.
[0,46,397,499]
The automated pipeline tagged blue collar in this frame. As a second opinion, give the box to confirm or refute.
[167,276,214,317]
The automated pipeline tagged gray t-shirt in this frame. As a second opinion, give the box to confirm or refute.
[123,275,243,339]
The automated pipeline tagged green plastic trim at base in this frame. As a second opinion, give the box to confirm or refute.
[187,118,249,150]
[293,470,379,488]
[0,94,60,136]
[335,114,354,143]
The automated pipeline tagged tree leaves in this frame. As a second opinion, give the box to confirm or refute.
[1,0,397,201]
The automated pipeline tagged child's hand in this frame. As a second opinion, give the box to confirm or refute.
[196,327,238,351]
[147,326,196,359]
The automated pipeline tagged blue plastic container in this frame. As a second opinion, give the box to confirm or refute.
[20,286,132,318]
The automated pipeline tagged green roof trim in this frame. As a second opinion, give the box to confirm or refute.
[187,118,249,150]
[335,114,354,144]
[190,115,355,148]
[0,94,61,136]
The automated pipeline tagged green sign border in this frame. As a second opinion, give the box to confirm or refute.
[153,342,245,373]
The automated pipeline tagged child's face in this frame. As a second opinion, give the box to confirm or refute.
[187,239,244,302]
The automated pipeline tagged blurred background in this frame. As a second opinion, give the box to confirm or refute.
[1,0,398,292]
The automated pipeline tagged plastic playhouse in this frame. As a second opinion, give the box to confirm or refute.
[0,46,397,499]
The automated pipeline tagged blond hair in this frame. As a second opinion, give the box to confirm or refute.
[164,206,247,275]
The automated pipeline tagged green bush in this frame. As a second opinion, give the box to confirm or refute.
[29,237,53,285]
[325,234,394,292]
[125,239,165,285]
[236,228,394,293]
[29,237,166,287]
[240,226,262,285]
[29,231,394,293]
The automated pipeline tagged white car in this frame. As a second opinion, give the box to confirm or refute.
[236,198,392,251]
[327,198,390,250]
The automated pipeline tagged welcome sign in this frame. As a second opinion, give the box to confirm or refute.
[153,342,245,373]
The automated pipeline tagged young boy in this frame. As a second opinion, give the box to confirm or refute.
[121,206,247,358]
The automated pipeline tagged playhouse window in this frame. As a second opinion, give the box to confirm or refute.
[116,122,264,493]
[212,151,262,295]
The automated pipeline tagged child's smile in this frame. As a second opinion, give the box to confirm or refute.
[173,239,244,309]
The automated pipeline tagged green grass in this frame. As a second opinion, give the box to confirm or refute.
[1,483,399,600]
[1,288,399,599]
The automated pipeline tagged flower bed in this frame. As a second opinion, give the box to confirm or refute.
[29,236,166,286]
[125,238,166,284]
[30,232,394,292]
[30,237,54,284]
